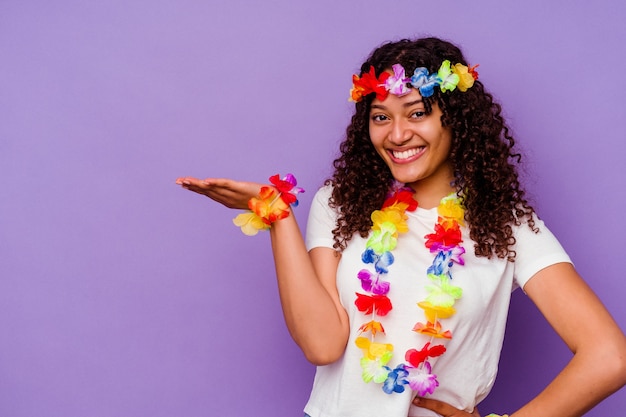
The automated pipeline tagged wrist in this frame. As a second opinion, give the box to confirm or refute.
[233,173,304,236]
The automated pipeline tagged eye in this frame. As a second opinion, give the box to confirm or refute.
[410,110,426,119]
[371,114,389,122]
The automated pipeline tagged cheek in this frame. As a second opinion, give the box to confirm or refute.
[368,125,385,147]
[434,128,452,152]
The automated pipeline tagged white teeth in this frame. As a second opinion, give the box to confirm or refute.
[392,147,422,160]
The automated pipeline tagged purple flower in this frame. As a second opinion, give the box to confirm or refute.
[406,361,439,396]
[357,269,391,295]
[385,64,411,96]
[449,245,465,266]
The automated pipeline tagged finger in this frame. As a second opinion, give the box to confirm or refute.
[201,178,234,187]
[176,179,219,198]
[202,179,264,200]
[413,396,463,416]
[176,177,265,209]
[175,177,203,187]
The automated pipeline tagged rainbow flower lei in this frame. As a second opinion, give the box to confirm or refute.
[355,185,465,396]
[350,60,478,102]
[233,174,304,235]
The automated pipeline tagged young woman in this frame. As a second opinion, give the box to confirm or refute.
[176,37,626,417]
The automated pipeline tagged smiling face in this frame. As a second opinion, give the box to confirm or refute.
[368,88,454,202]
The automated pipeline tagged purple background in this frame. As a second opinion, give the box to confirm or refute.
[1,1,624,416]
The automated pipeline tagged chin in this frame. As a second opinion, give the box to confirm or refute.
[390,171,423,185]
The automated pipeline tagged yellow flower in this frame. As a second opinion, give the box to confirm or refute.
[232,212,269,236]
[355,336,393,360]
[417,301,456,323]
[438,195,465,226]
[452,63,477,92]
[371,207,408,234]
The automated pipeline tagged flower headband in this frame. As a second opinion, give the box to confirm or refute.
[349,60,478,102]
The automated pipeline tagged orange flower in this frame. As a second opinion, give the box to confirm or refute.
[412,320,453,339]
[358,320,386,336]
[248,186,290,225]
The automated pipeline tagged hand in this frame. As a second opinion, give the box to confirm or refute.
[175,177,264,210]
[413,396,481,417]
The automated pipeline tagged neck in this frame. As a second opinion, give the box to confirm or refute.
[408,166,456,209]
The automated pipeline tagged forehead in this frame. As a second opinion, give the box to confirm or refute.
[371,88,424,108]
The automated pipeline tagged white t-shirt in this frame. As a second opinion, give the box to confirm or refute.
[303,186,572,417]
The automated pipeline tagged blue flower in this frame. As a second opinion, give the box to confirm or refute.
[382,364,409,394]
[427,250,453,277]
[410,67,440,98]
[362,247,394,274]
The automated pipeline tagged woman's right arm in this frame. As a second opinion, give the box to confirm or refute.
[176,176,350,365]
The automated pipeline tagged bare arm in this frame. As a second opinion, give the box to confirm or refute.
[507,263,626,416]
[414,263,626,417]
[176,177,350,365]
[270,215,350,364]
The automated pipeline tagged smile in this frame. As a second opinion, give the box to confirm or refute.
[390,147,425,161]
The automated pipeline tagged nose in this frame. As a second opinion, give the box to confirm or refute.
[388,119,412,145]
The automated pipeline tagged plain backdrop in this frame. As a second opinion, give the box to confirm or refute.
[1,1,624,416]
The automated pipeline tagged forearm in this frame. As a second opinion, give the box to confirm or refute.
[508,264,626,417]
[510,342,626,417]
[269,213,349,365]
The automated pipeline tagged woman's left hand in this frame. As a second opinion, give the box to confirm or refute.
[413,397,481,417]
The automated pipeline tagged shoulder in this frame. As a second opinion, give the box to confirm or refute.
[511,212,572,290]
[306,184,340,251]
[309,184,336,214]
[313,183,333,203]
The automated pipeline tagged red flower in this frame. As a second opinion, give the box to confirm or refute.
[269,174,294,193]
[424,221,462,250]
[405,342,446,367]
[269,174,302,205]
[383,189,418,212]
[355,293,392,316]
[352,66,390,102]
[469,64,479,80]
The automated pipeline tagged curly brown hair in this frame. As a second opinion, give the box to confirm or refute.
[328,37,535,261]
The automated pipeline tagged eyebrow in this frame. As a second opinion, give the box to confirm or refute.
[370,99,424,110]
